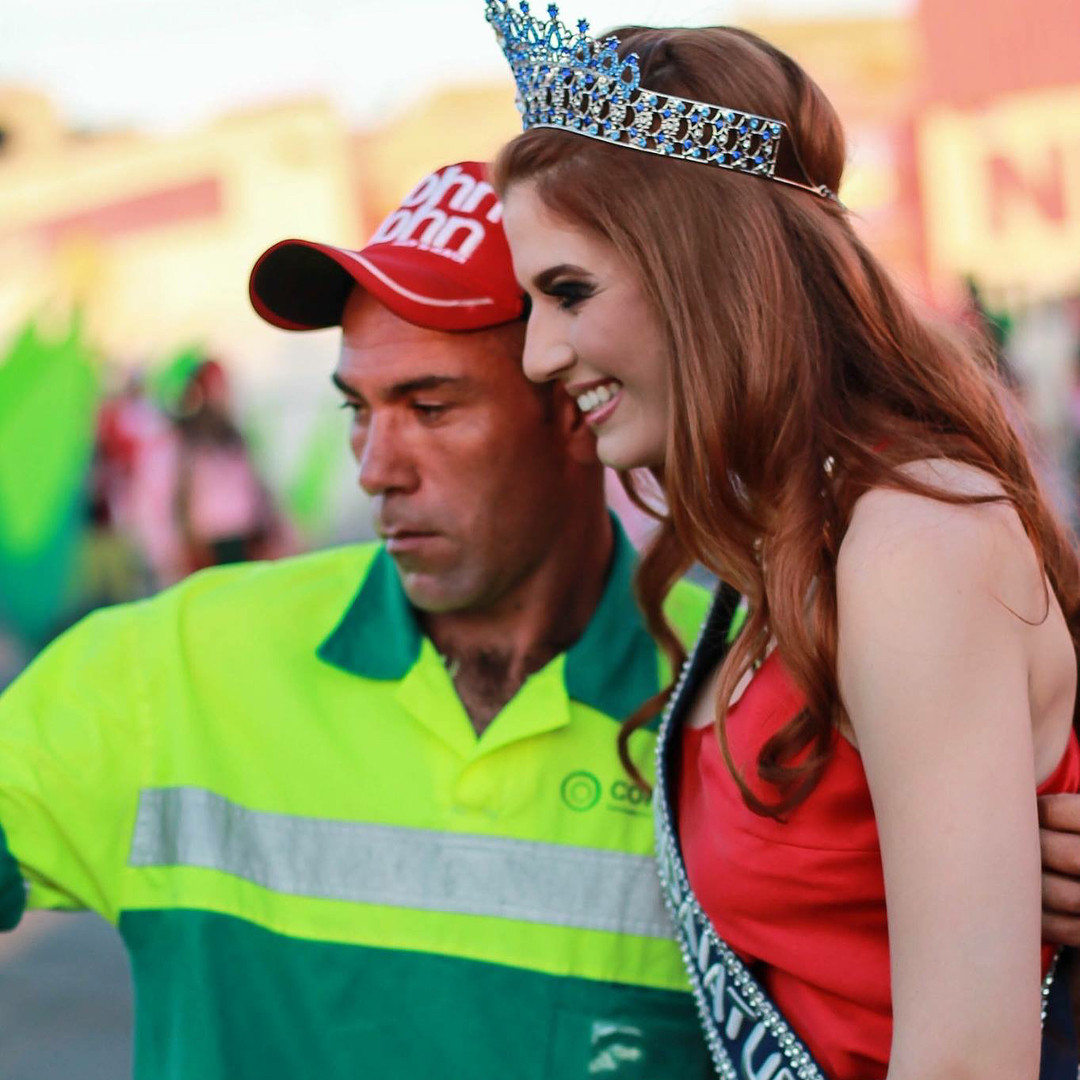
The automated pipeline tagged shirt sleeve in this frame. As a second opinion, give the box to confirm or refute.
[0,602,147,927]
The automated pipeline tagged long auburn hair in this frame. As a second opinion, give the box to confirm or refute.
[493,25,1080,817]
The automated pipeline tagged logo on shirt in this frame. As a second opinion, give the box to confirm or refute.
[560,770,602,811]
[559,772,654,815]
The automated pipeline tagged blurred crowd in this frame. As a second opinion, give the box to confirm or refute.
[87,359,293,596]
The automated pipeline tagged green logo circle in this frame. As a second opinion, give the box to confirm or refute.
[560,770,601,812]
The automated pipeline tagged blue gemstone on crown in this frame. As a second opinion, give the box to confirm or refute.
[547,3,558,16]
[750,118,759,129]
[732,150,741,160]
[577,18,588,31]
[683,139,692,150]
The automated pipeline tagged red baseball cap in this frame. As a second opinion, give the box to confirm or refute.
[249,161,525,334]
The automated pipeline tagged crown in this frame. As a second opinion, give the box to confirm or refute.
[484,0,837,201]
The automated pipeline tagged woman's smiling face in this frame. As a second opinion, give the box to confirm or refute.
[501,181,671,472]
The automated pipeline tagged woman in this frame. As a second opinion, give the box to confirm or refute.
[486,4,1080,1079]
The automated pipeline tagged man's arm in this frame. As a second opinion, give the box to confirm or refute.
[0,602,146,925]
[1039,793,1080,945]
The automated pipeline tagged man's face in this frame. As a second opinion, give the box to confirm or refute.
[335,288,581,613]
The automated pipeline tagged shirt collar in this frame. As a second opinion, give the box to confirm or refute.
[317,515,660,720]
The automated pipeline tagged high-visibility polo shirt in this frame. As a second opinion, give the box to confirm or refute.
[0,523,712,1079]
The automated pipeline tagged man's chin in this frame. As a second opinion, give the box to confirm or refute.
[398,577,471,614]
[391,557,471,614]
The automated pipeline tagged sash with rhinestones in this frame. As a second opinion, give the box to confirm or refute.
[653,586,1076,1080]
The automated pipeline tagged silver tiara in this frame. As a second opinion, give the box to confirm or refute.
[484,0,837,201]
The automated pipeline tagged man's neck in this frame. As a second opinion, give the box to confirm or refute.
[423,514,615,736]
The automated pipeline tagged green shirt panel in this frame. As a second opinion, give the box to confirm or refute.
[122,908,714,1080]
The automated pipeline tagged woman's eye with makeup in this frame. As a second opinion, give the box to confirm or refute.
[549,281,594,311]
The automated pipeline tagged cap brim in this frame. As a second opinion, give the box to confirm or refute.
[249,240,362,332]
[249,239,522,333]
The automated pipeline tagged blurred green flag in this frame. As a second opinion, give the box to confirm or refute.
[0,315,99,644]
[286,409,349,536]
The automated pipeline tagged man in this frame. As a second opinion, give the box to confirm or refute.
[0,161,713,1078]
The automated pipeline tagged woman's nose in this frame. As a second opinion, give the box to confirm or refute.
[522,321,575,384]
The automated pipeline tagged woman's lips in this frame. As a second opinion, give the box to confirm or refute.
[581,386,623,427]
[568,379,623,426]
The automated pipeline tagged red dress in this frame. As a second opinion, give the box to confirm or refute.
[678,649,1080,1080]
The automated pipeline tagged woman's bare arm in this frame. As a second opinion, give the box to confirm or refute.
[837,486,1047,1080]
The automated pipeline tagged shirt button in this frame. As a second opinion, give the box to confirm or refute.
[452,768,500,815]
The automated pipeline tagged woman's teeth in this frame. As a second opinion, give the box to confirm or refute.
[576,381,621,413]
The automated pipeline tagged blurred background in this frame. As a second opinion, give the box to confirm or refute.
[0,0,1078,1074]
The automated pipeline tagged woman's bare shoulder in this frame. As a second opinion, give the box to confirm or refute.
[837,458,1044,623]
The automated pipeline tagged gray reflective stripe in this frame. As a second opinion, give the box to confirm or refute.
[129,787,674,940]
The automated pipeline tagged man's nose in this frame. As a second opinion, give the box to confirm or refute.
[355,415,418,497]
[522,319,575,384]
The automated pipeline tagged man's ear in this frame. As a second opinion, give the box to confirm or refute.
[551,384,600,466]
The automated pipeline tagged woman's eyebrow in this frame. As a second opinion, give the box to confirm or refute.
[533,264,590,290]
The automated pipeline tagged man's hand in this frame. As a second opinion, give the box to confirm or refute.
[1039,794,1080,945]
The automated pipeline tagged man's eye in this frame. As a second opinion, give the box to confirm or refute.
[414,402,447,419]
[338,400,367,419]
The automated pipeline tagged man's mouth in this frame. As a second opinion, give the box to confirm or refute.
[381,528,441,553]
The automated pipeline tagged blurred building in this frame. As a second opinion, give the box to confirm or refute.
[915,0,1080,303]
[0,91,357,372]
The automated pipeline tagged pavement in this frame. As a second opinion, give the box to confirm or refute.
[0,910,132,1079]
